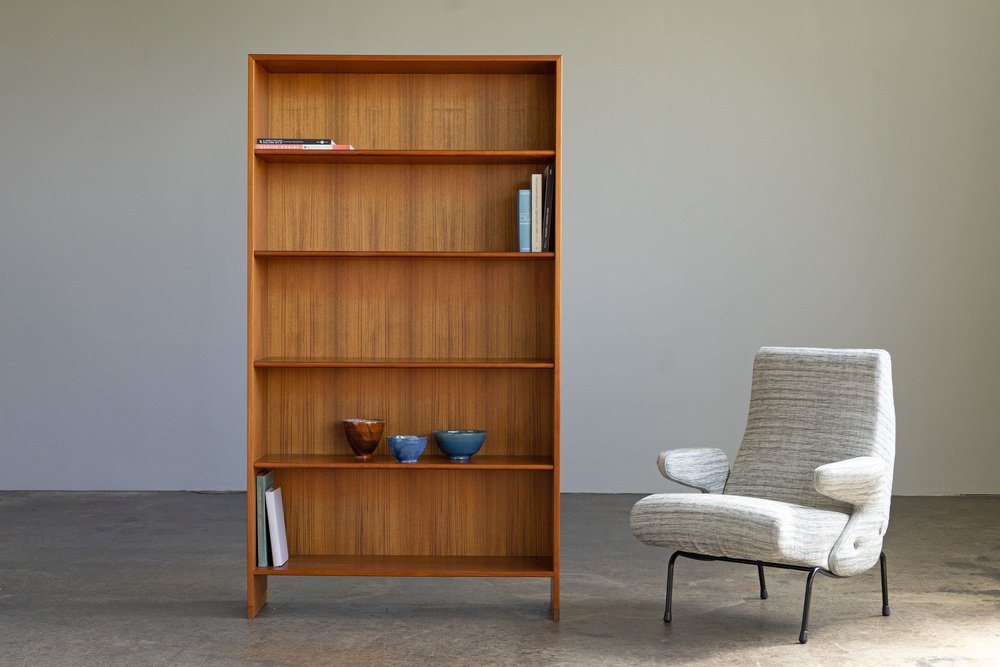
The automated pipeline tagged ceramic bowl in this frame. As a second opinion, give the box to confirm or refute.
[343,418,385,460]
[387,435,427,463]
[433,430,487,462]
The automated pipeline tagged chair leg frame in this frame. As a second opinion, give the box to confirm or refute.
[663,550,890,644]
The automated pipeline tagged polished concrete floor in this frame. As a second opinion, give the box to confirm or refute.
[1,492,998,666]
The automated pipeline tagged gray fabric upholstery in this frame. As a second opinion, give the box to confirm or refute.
[658,448,729,493]
[630,493,848,570]
[813,456,893,575]
[630,347,895,577]
[725,348,894,515]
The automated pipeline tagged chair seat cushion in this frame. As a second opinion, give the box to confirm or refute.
[630,493,850,570]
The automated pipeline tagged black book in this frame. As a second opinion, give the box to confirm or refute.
[540,163,555,252]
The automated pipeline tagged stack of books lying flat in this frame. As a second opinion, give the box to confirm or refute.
[256,138,355,150]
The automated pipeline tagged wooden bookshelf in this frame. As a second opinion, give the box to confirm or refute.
[247,55,561,619]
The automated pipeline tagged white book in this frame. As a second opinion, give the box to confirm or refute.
[264,487,289,567]
[531,173,542,252]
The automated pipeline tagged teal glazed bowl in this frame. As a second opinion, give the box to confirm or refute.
[433,430,487,462]
[387,435,427,463]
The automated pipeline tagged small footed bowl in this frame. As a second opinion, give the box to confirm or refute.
[343,418,384,460]
[387,435,427,463]
[433,430,487,462]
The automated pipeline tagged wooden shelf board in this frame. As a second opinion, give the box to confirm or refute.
[253,149,555,164]
[254,251,555,260]
[255,554,555,577]
[253,358,555,369]
[254,454,554,471]
[251,54,559,75]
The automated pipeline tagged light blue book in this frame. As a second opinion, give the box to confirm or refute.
[518,189,531,252]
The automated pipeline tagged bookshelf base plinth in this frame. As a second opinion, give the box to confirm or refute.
[255,555,554,578]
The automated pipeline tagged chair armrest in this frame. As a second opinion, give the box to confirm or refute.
[814,456,893,577]
[657,448,729,493]
[813,456,887,506]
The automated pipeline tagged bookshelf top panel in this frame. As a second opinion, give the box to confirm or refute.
[250,54,559,75]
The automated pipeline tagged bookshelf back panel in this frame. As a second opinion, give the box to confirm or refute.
[261,368,554,458]
[261,258,554,360]
[264,73,555,150]
[275,468,554,557]
[262,163,539,252]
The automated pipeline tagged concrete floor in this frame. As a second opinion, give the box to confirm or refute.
[1,493,998,666]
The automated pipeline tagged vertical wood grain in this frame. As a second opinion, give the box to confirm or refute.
[262,368,553,458]
[263,163,535,252]
[262,258,554,361]
[267,73,555,150]
[276,468,553,557]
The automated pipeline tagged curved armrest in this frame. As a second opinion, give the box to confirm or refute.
[813,456,887,506]
[657,448,729,493]
[814,456,893,577]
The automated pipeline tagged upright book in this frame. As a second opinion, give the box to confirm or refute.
[541,164,555,252]
[530,173,543,252]
[255,470,274,567]
[518,189,531,252]
[264,487,289,567]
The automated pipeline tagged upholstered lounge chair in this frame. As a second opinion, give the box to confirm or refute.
[630,347,895,643]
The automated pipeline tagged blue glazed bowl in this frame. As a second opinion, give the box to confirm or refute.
[387,435,427,463]
[433,430,487,462]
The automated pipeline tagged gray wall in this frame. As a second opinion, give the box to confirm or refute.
[1,1,998,493]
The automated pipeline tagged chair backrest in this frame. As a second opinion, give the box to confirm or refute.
[724,347,895,514]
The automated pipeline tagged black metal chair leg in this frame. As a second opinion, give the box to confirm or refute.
[799,567,821,644]
[757,562,768,599]
[655,551,889,644]
[664,551,681,623]
[880,551,890,616]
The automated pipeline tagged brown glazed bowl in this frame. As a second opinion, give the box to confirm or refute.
[342,418,385,460]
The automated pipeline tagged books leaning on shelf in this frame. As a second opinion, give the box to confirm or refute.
[255,470,274,567]
[264,486,289,567]
[255,138,356,150]
[518,189,531,252]
[517,166,554,252]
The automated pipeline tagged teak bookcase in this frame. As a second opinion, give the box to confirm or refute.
[247,55,562,619]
